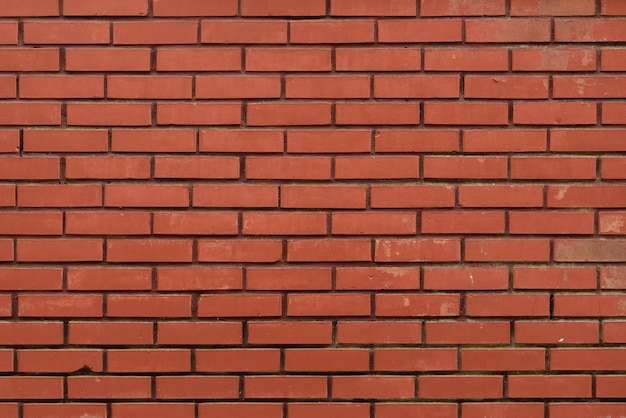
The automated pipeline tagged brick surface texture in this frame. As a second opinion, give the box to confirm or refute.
[0,0,625,417]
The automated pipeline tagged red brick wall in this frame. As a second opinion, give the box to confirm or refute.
[0,0,625,417]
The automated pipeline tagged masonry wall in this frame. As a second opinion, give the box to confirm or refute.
[0,0,625,417]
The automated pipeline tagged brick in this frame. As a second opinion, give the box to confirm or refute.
[246,156,331,180]
[0,322,63,345]
[66,211,152,236]
[67,267,152,290]
[111,404,194,418]
[105,185,189,208]
[513,156,597,179]
[157,103,241,126]
[421,0,505,16]
[196,76,281,99]
[245,376,327,398]
[333,376,415,399]
[601,267,626,288]
[64,0,148,16]
[18,349,102,373]
[194,185,278,208]
[0,130,19,153]
[421,211,505,234]
[200,129,282,152]
[337,321,422,344]
[198,240,282,263]
[424,267,509,291]
[281,186,366,209]
[375,348,457,371]
[0,0,58,16]
[512,0,595,15]
[17,239,102,262]
[286,75,370,99]
[0,23,17,45]
[603,103,626,124]
[516,102,598,125]
[66,48,150,71]
[0,268,62,291]
[514,47,596,71]
[551,348,626,370]
[426,321,511,344]
[243,212,327,235]
[462,403,545,418]
[20,75,103,99]
[602,157,626,179]
[18,185,102,208]
[425,103,509,125]
[0,377,63,400]
[241,0,326,16]
[197,349,279,372]
[419,376,503,399]
[291,20,374,44]
[466,239,550,262]
[603,0,626,15]
[336,103,420,125]
[158,267,242,291]
[335,156,419,179]
[19,295,102,317]
[107,239,193,263]
[379,19,462,42]
[556,19,626,42]
[548,185,626,208]
[514,267,597,290]
[332,212,416,235]
[154,212,238,235]
[463,129,547,153]
[288,130,371,153]
[67,103,151,126]
[247,103,331,126]
[466,293,550,317]
[554,239,626,262]
[154,156,239,179]
[68,376,151,399]
[158,322,242,345]
[108,75,192,99]
[0,102,61,125]
[24,404,106,418]
[336,48,421,71]
[378,404,458,418]
[107,295,191,318]
[24,21,109,44]
[246,48,331,71]
[515,321,599,344]
[199,404,282,418]
[375,129,459,152]
[555,76,626,98]
[199,294,282,317]
[285,349,369,372]
[510,211,595,234]
[66,157,150,179]
[465,75,548,99]
[423,156,508,179]
[247,321,332,345]
[289,403,370,418]
[371,185,455,208]
[604,321,626,342]
[602,49,626,70]
[596,376,626,398]
[157,48,241,71]
[247,268,332,291]
[288,294,371,317]
[0,76,16,98]
[164,380,240,403]
[331,0,416,16]
[425,48,508,71]
[0,157,58,180]
[114,21,197,44]
[0,49,59,72]
[554,294,626,317]
[112,129,195,153]
[461,348,545,371]
[288,239,371,262]
[201,20,286,44]
[552,129,626,152]
[0,213,61,235]
[154,0,237,16]
[375,239,461,262]
[69,322,153,345]
[376,293,460,317]
[107,349,190,373]
[374,75,459,98]
[467,18,550,42]
[0,241,13,262]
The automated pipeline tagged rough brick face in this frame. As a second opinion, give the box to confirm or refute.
[0,1,623,416]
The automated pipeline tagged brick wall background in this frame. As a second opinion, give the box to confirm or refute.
[0,0,625,417]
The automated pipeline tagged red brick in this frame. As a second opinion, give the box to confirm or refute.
[105,185,189,208]
[69,322,153,346]
[66,157,150,179]
[0,377,63,400]
[464,129,547,152]
[67,103,151,126]
[111,404,194,418]
[67,267,152,291]
[0,212,62,235]
[199,404,282,418]
[245,376,327,398]
[371,185,455,208]
[24,404,106,418]
[289,403,370,418]
[602,157,626,179]
[107,295,191,318]
[247,268,332,291]
[156,48,241,71]
[243,212,327,235]
[158,267,242,291]
[17,239,103,262]
[288,239,371,262]
[335,156,419,179]
[603,103,626,124]
[24,129,108,153]
[0,49,59,71]
[68,376,151,399]
[512,0,595,15]
[548,185,626,208]
[331,0,416,16]
[375,348,457,371]
[281,185,366,209]
[378,404,458,418]
[376,293,459,317]
[199,294,282,318]
[66,48,150,71]
[510,211,595,234]
[0,0,58,16]
[601,266,626,288]
[333,376,415,399]
[288,294,371,317]
[19,294,102,317]
[466,293,550,317]
[107,349,190,373]
[465,239,550,262]
[114,21,197,44]
[421,211,505,234]
[426,321,511,344]
[241,0,326,16]
[375,75,459,98]
[154,156,239,179]
[158,321,242,346]
[603,321,626,342]
[602,49,626,71]
[333,212,416,235]
[285,349,369,372]
[107,239,192,263]
[194,185,278,208]
[556,19,626,42]
[66,212,151,235]
[108,75,192,99]
[596,376,626,398]
[421,0,505,16]
[425,103,508,125]
[423,156,508,179]
[462,348,545,371]
[249,102,331,126]
[201,129,283,153]
[198,240,282,263]
[510,375,591,398]
[375,129,459,153]
[0,130,19,153]
[337,321,422,344]
[0,103,61,125]
[554,239,626,262]
[336,103,420,125]
[246,48,331,71]
[465,75,548,99]
[551,348,626,370]
[64,0,148,16]
[24,21,110,44]
[157,103,240,126]
[287,75,370,99]
[514,267,597,290]
[467,18,550,42]
[515,320,599,344]
[336,48,421,71]
[554,294,626,317]
[196,76,281,99]
[0,157,58,180]
[514,47,596,71]
[288,130,370,153]
[18,349,102,373]
[0,76,16,98]
[154,212,238,235]
[0,322,63,345]
[603,0,626,15]
[247,321,332,345]
[425,48,509,71]
[197,349,279,372]
[379,19,462,42]
[246,156,331,180]
[154,0,237,16]
[419,376,503,399]
[424,267,508,291]
[172,379,241,403]
[291,20,374,44]
[555,76,626,98]
[0,241,13,262]
[0,268,62,291]
[0,24,15,45]
[201,20,286,44]
[375,239,460,262]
